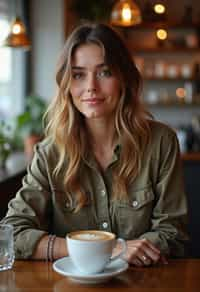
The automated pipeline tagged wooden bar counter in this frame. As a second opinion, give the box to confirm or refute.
[0,259,200,292]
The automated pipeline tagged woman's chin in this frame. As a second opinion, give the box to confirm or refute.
[84,110,103,119]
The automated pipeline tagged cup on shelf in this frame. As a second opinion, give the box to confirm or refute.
[184,82,193,103]
[181,64,193,78]
[166,64,179,78]
[145,90,159,104]
[185,33,198,48]
[154,62,165,78]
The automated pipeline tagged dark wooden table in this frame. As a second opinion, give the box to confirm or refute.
[0,259,200,291]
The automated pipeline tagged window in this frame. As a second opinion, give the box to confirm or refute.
[0,0,26,120]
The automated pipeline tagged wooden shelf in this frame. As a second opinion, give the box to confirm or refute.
[129,46,200,53]
[124,21,200,30]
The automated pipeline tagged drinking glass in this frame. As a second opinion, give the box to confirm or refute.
[0,224,15,271]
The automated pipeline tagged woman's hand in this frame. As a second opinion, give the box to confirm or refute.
[114,238,167,267]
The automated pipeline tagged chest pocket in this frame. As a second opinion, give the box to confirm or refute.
[52,189,95,233]
[113,186,155,239]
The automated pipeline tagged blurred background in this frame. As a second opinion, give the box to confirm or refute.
[1,0,200,161]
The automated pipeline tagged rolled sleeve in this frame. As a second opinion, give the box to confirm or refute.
[0,143,52,259]
[139,131,189,256]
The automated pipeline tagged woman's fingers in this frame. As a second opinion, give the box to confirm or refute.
[125,239,161,266]
[132,258,144,267]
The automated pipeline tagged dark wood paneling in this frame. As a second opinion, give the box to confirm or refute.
[0,170,26,219]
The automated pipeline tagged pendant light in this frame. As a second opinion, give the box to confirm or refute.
[4,17,30,49]
[3,0,30,50]
[110,0,142,27]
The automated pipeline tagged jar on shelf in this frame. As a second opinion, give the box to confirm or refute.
[166,64,179,78]
[185,33,199,48]
[181,64,193,78]
[145,90,159,104]
[184,82,193,103]
[154,62,165,78]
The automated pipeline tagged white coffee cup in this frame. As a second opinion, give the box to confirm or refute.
[66,230,126,274]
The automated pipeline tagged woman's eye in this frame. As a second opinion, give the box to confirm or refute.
[72,72,84,80]
[97,69,112,78]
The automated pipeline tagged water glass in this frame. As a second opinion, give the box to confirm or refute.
[0,224,15,271]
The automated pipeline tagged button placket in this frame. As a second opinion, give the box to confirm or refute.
[94,172,112,231]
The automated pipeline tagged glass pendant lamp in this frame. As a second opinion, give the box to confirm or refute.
[4,16,30,49]
[110,0,142,27]
[3,0,30,49]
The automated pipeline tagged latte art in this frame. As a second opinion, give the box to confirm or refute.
[69,230,114,241]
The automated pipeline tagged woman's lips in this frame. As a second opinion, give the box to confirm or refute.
[82,98,105,104]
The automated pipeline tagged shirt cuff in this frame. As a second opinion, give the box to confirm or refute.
[15,229,47,259]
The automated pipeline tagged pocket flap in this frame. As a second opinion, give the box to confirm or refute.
[119,187,154,210]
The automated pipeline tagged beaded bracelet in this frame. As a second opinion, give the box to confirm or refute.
[46,235,56,262]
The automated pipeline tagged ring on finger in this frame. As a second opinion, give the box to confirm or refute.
[142,255,148,262]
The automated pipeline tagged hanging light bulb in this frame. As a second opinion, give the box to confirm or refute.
[156,29,168,40]
[3,17,31,49]
[154,4,166,14]
[111,0,142,27]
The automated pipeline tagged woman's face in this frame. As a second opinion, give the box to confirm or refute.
[69,43,121,120]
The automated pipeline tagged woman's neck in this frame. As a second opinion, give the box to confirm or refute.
[85,118,118,170]
[86,118,117,151]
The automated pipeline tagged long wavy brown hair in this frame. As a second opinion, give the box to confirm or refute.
[45,23,152,212]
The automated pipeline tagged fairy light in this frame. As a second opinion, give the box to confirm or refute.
[176,88,186,99]
[156,29,168,40]
[154,4,166,14]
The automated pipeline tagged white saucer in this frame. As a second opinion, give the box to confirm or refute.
[53,256,128,284]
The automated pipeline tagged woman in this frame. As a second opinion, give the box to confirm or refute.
[1,23,188,266]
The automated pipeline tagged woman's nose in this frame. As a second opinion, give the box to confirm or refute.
[86,74,97,93]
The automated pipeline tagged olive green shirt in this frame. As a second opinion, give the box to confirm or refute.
[1,120,188,259]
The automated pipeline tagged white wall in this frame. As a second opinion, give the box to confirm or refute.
[31,0,64,101]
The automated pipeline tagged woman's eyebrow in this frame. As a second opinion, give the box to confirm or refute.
[71,66,85,70]
[71,63,107,70]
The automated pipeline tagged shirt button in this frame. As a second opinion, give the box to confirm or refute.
[132,200,138,208]
[101,190,106,197]
[102,222,108,229]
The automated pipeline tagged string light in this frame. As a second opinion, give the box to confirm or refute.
[154,4,166,14]
[156,29,168,40]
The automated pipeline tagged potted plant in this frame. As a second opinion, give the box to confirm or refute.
[15,94,47,160]
[0,121,12,169]
[0,120,22,169]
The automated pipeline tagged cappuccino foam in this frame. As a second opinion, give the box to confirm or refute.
[69,231,114,241]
